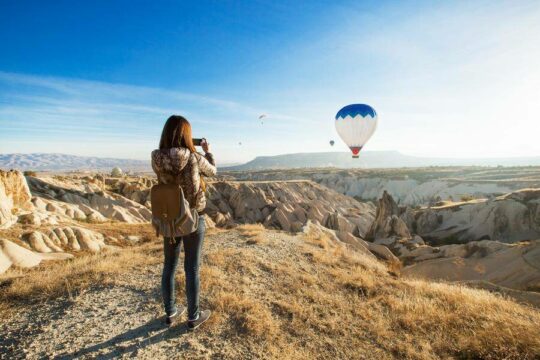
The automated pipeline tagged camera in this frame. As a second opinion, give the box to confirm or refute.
[192,138,204,146]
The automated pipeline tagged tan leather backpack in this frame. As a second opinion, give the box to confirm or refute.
[150,183,199,240]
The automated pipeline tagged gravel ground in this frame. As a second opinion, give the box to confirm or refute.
[1,266,193,359]
[0,229,301,360]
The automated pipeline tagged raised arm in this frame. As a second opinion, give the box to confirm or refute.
[196,152,217,177]
[198,138,216,177]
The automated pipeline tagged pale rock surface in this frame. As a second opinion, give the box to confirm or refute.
[112,177,155,207]
[403,240,540,291]
[364,242,400,264]
[301,221,376,259]
[0,238,42,272]
[413,189,540,244]
[126,235,142,243]
[367,191,411,240]
[363,191,418,262]
[303,221,393,262]
[335,231,374,257]
[362,190,540,291]
[21,226,107,254]
[0,238,73,274]
[325,212,358,235]
[17,212,43,226]
[226,169,519,206]
[206,180,375,236]
[27,176,151,223]
[0,170,34,228]
[1,170,33,210]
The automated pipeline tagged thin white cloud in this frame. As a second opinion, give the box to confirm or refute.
[0,71,258,113]
[0,71,309,162]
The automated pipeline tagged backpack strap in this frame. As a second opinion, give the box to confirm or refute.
[169,220,175,244]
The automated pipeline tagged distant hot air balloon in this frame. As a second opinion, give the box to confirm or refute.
[335,104,377,158]
[329,140,335,146]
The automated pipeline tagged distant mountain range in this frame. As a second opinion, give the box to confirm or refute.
[1,152,539,172]
[222,151,540,171]
[0,153,150,172]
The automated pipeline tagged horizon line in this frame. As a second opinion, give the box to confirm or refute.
[2,150,540,162]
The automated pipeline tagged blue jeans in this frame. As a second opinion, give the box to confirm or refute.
[162,217,205,320]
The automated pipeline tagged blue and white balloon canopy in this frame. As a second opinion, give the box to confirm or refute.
[335,104,378,158]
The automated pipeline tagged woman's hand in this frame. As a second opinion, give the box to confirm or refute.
[201,138,211,153]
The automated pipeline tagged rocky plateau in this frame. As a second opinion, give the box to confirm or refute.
[1,167,539,307]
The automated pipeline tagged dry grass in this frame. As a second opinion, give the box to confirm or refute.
[84,222,159,243]
[212,291,278,337]
[0,222,163,318]
[1,227,540,359]
[236,223,266,245]
[198,230,540,359]
[0,241,162,317]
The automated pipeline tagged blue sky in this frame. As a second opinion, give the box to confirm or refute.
[1,0,539,163]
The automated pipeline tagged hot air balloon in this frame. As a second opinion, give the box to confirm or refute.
[335,104,377,158]
[329,140,335,146]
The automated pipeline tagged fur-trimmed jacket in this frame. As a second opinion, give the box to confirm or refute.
[151,147,216,213]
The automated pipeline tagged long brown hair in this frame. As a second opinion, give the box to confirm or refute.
[159,115,206,190]
[159,115,197,152]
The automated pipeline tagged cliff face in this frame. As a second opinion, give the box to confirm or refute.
[412,189,540,244]
[223,168,531,206]
[205,180,376,237]
[0,170,33,228]
[315,176,515,206]
[363,188,540,294]
[1,175,379,274]
[366,190,410,240]
[2,170,540,297]
[402,240,540,293]
[26,175,152,225]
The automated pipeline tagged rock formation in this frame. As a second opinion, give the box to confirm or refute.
[0,238,73,274]
[412,189,540,244]
[22,226,108,253]
[27,176,151,223]
[111,177,155,208]
[223,168,529,205]
[0,170,34,228]
[205,180,376,236]
[0,172,156,274]
[366,191,411,241]
[363,189,540,291]
[2,169,540,296]
[403,240,540,291]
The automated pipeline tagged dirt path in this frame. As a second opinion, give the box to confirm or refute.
[1,264,204,359]
[3,227,540,359]
[0,229,301,359]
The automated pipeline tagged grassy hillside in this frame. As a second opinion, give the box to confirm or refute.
[1,224,539,359]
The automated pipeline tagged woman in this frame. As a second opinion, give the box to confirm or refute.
[151,115,216,330]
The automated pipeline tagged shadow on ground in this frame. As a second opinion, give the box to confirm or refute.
[56,317,191,359]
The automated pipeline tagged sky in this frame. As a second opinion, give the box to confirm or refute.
[1,0,539,164]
